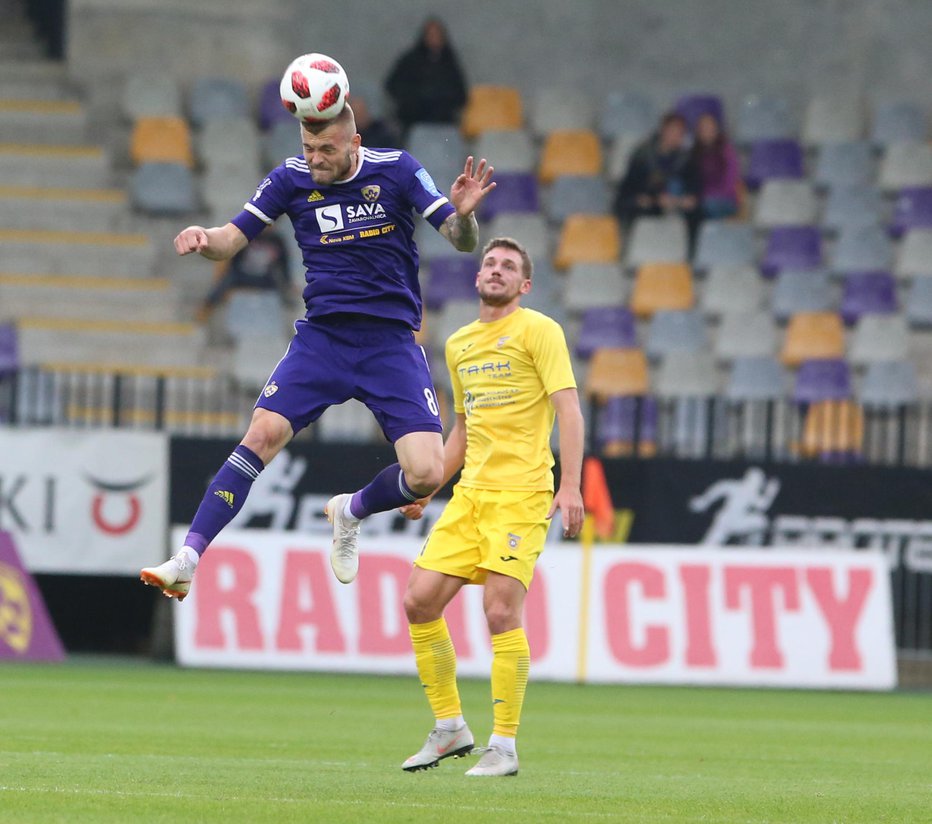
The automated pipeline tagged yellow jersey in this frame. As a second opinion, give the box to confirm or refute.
[445,307,576,492]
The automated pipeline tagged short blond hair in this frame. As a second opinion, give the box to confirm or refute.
[300,102,357,137]
[481,236,533,279]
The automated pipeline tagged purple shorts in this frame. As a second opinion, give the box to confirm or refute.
[255,313,443,442]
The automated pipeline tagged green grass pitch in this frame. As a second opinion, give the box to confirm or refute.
[0,659,928,823]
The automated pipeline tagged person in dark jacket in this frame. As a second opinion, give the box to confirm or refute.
[384,18,468,135]
[613,112,701,247]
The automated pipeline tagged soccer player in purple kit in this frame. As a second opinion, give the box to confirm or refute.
[141,102,495,599]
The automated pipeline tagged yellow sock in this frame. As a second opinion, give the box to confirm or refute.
[490,627,530,737]
[409,617,461,720]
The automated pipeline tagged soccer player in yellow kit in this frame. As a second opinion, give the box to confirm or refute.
[399,236,585,776]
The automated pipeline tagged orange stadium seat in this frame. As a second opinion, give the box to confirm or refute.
[780,312,845,367]
[553,214,621,270]
[538,129,603,183]
[629,262,695,318]
[460,85,523,139]
[130,116,194,167]
[585,347,649,398]
[798,399,864,459]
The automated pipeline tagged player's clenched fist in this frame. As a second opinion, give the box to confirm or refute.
[174,226,210,256]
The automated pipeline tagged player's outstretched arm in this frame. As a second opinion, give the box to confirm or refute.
[174,222,248,261]
[440,156,496,252]
[400,413,467,520]
[547,388,585,538]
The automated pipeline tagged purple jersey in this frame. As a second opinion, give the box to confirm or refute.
[231,147,456,329]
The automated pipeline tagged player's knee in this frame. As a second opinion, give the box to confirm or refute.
[404,590,442,624]
[241,416,291,464]
[484,602,521,636]
[403,462,443,497]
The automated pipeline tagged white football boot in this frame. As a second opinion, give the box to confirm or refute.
[140,551,195,601]
[402,724,475,772]
[465,745,519,777]
[325,493,360,584]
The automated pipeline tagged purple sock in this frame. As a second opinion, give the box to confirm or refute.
[184,445,264,556]
[349,462,419,519]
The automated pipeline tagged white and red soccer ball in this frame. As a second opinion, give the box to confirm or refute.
[280,53,350,123]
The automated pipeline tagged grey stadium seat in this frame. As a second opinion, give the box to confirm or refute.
[771,269,834,322]
[546,176,612,224]
[485,213,549,262]
[831,225,893,275]
[736,94,794,144]
[625,215,689,268]
[715,310,779,361]
[529,87,598,136]
[726,356,788,401]
[871,100,927,148]
[130,162,198,215]
[122,73,181,121]
[821,184,885,233]
[600,90,656,141]
[406,124,466,188]
[701,265,766,318]
[693,222,756,270]
[895,229,932,279]
[754,180,819,228]
[645,309,706,359]
[849,315,910,366]
[878,142,932,192]
[473,130,535,173]
[563,262,627,313]
[814,141,875,189]
[654,351,720,397]
[802,93,864,146]
[859,360,919,407]
[905,277,932,327]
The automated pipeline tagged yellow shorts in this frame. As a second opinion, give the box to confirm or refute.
[414,486,552,590]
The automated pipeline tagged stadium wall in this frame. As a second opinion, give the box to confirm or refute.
[66,0,932,113]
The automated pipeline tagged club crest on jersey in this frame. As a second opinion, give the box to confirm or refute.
[307,190,325,202]
[263,381,279,398]
[361,185,381,202]
[507,533,522,549]
[497,336,511,349]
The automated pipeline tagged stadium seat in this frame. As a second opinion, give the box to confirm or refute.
[486,213,549,262]
[529,87,597,136]
[599,90,656,141]
[430,299,478,350]
[761,226,823,278]
[575,306,637,358]
[538,129,602,184]
[645,310,706,359]
[424,255,478,310]
[860,360,920,407]
[781,312,845,366]
[895,228,932,279]
[702,265,766,317]
[725,356,788,401]
[715,310,779,361]
[890,186,932,237]
[878,142,932,192]
[849,314,910,366]
[830,226,893,275]
[473,129,535,173]
[546,175,611,224]
[798,399,864,462]
[121,73,181,121]
[189,77,250,127]
[655,351,720,397]
[794,358,852,402]
[771,269,834,322]
[316,399,380,443]
[745,139,804,189]
[406,124,466,187]
[130,162,198,214]
[563,262,627,313]
[596,394,658,458]
[258,78,293,132]
[198,117,261,170]
[624,215,689,268]
[461,85,524,139]
[871,100,927,148]
[735,94,794,144]
[821,184,885,233]
[222,291,288,341]
[693,222,756,270]
[553,214,621,270]
[0,323,19,374]
[605,133,643,183]
[585,347,649,398]
[840,272,897,325]
[479,172,539,221]
[905,276,932,327]
[802,93,864,146]
[813,141,874,189]
[129,116,194,167]
[754,180,818,227]
[630,262,694,318]
[262,119,301,167]
[674,93,725,130]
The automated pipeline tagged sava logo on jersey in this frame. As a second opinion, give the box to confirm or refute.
[314,202,387,233]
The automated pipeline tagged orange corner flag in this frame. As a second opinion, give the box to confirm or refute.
[582,456,614,540]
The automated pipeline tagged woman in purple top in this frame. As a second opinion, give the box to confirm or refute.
[692,112,740,219]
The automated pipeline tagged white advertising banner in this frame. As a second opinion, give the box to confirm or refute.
[172,529,897,690]
[0,428,168,574]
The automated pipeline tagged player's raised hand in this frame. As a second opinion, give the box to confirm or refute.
[174,226,211,256]
[450,156,496,216]
[547,486,585,539]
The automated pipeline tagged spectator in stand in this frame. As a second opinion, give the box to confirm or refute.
[612,112,701,245]
[692,112,740,219]
[352,94,400,149]
[197,229,294,322]
[384,17,468,136]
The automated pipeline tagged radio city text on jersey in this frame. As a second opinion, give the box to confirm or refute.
[230,147,456,329]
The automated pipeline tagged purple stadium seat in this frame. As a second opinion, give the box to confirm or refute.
[479,172,539,221]
[575,306,637,359]
[761,226,823,278]
[258,78,293,132]
[840,272,897,325]
[793,359,852,403]
[599,395,658,447]
[890,186,932,237]
[424,256,478,310]
[746,139,805,190]
[675,93,725,130]
[0,324,18,374]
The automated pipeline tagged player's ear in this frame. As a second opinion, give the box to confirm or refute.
[520,278,532,294]
[351,132,362,150]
